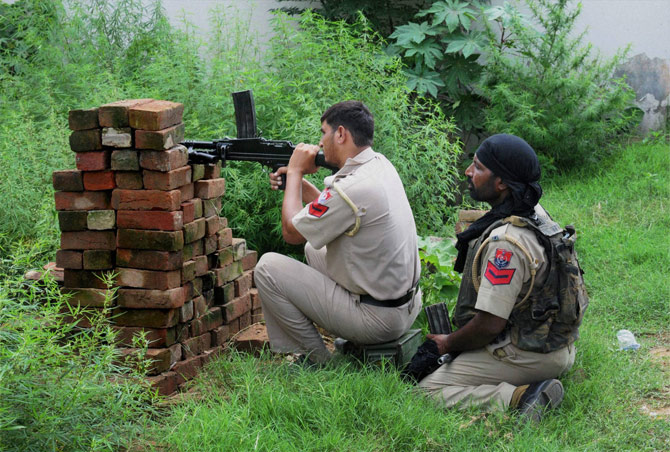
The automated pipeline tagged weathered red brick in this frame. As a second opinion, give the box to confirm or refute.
[234,271,253,297]
[75,151,110,171]
[144,343,182,375]
[193,295,207,318]
[181,200,196,224]
[129,100,184,131]
[111,189,181,211]
[58,211,88,231]
[111,150,139,171]
[62,287,115,308]
[113,326,177,348]
[179,299,194,323]
[113,307,180,328]
[181,260,196,284]
[69,129,102,152]
[183,217,206,244]
[250,288,261,309]
[86,210,116,230]
[203,161,222,179]
[63,270,111,289]
[61,307,109,328]
[143,166,192,191]
[193,198,204,218]
[239,310,252,330]
[204,235,217,255]
[172,355,202,384]
[135,123,185,150]
[102,127,132,148]
[179,182,194,201]
[83,171,116,191]
[147,371,179,396]
[222,292,251,323]
[55,191,110,211]
[68,108,99,131]
[228,318,241,336]
[211,324,230,346]
[203,306,223,331]
[117,210,183,231]
[115,172,143,189]
[203,289,214,307]
[251,309,264,324]
[99,99,153,127]
[194,255,208,277]
[182,333,211,359]
[215,261,243,287]
[53,170,84,192]
[214,282,235,306]
[116,249,183,271]
[217,247,234,267]
[61,231,116,250]
[232,238,247,260]
[194,178,225,199]
[191,164,205,182]
[117,286,187,309]
[117,228,184,251]
[117,268,182,290]
[205,216,221,236]
[56,250,83,269]
[218,228,233,248]
[138,145,188,171]
[241,250,258,271]
[83,250,114,270]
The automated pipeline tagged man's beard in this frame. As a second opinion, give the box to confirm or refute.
[468,177,498,203]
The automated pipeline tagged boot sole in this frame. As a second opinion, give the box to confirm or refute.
[522,379,564,423]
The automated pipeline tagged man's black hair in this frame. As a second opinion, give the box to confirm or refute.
[320,101,374,147]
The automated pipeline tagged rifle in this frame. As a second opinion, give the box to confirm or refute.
[182,90,337,189]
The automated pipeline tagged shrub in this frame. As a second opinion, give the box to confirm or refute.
[481,0,637,171]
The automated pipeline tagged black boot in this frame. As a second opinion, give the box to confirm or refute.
[515,379,564,422]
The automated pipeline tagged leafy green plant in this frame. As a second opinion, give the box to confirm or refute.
[417,235,461,310]
[481,0,638,170]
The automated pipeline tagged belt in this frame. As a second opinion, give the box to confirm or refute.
[359,282,419,308]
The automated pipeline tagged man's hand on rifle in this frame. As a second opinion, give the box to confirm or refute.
[288,143,319,176]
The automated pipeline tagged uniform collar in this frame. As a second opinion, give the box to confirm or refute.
[343,147,375,167]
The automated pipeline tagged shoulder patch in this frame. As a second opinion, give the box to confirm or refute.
[308,189,332,218]
[493,248,513,269]
[485,261,516,285]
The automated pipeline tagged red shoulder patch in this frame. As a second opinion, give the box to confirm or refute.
[484,261,516,285]
[308,200,329,218]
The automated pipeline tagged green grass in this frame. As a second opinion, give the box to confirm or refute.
[139,141,669,451]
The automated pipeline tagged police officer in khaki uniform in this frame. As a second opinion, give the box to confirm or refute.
[418,134,582,422]
[255,101,422,364]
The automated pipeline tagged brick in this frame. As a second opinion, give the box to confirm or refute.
[228,318,241,336]
[215,261,243,287]
[182,333,210,359]
[147,371,179,396]
[62,288,114,307]
[195,178,225,199]
[61,307,109,328]
[181,200,196,224]
[250,288,261,309]
[135,123,185,150]
[172,355,201,383]
[56,250,83,269]
[143,166,191,191]
[113,326,176,348]
[182,260,196,283]
[117,210,183,231]
[55,191,110,211]
[204,235,217,255]
[191,164,205,181]
[218,228,233,248]
[214,283,234,305]
[87,210,116,230]
[234,271,253,297]
[202,271,215,292]
[116,249,182,271]
[205,216,221,236]
[61,231,116,250]
[234,323,269,353]
[220,217,228,228]
[83,250,114,270]
[99,99,153,128]
[82,171,115,191]
[194,255,208,277]
[203,161,222,179]
[218,247,234,267]
[191,277,203,297]
[193,198,204,218]
[211,324,231,346]
[69,108,99,130]
[75,151,110,171]
[117,286,187,309]
[182,242,195,262]
[251,310,264,324]
[175,323,190,343]
[231,238,247,260]
[193,295,207,318]
[111,189,181,211]
[203,289,214,307]
[63,270,111,289]
[203,196,221,217]
[117,229,184,251]
[190,317,206,337]
[179,182,194,201]
[115,171,143,189]
[222,293,251,323]
[183,218,206,244]
[53,170,84,192]
[117,268,182,290]
[239,310,252,330]
[241,250,258,271]
[113,307,179,328]
[207,253,218,270]
[111,150,139,171]
[179,299,194,323]
[203,306,223,331]
[145,343,182,375]
[58,211,88,231]
[69,129,102,152]
[129,100,184,131]
[102,127,132,148]
[138,145,188,171]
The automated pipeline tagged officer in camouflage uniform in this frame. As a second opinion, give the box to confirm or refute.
[418,134,587,421]
[255,101,422,365]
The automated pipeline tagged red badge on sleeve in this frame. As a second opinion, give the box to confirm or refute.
[484,248,516,285]
[308,189,332,218]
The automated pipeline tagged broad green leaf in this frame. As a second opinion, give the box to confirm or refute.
[389,21,439,47]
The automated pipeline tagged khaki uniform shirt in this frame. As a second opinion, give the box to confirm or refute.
[474,206,551,320]
[292,147,420,301]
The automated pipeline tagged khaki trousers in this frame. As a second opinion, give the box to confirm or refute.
[254,243,422,363]
[418,337,576,411]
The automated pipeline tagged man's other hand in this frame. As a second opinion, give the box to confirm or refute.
[269,166,287,190]
[426,333,449,355]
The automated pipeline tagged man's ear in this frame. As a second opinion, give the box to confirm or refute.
[495,177,508,193]
[336,125,347,144]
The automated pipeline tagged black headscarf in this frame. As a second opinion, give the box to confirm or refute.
[454,134,543,273]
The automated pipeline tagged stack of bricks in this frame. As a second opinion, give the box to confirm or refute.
[53,99,262,395]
